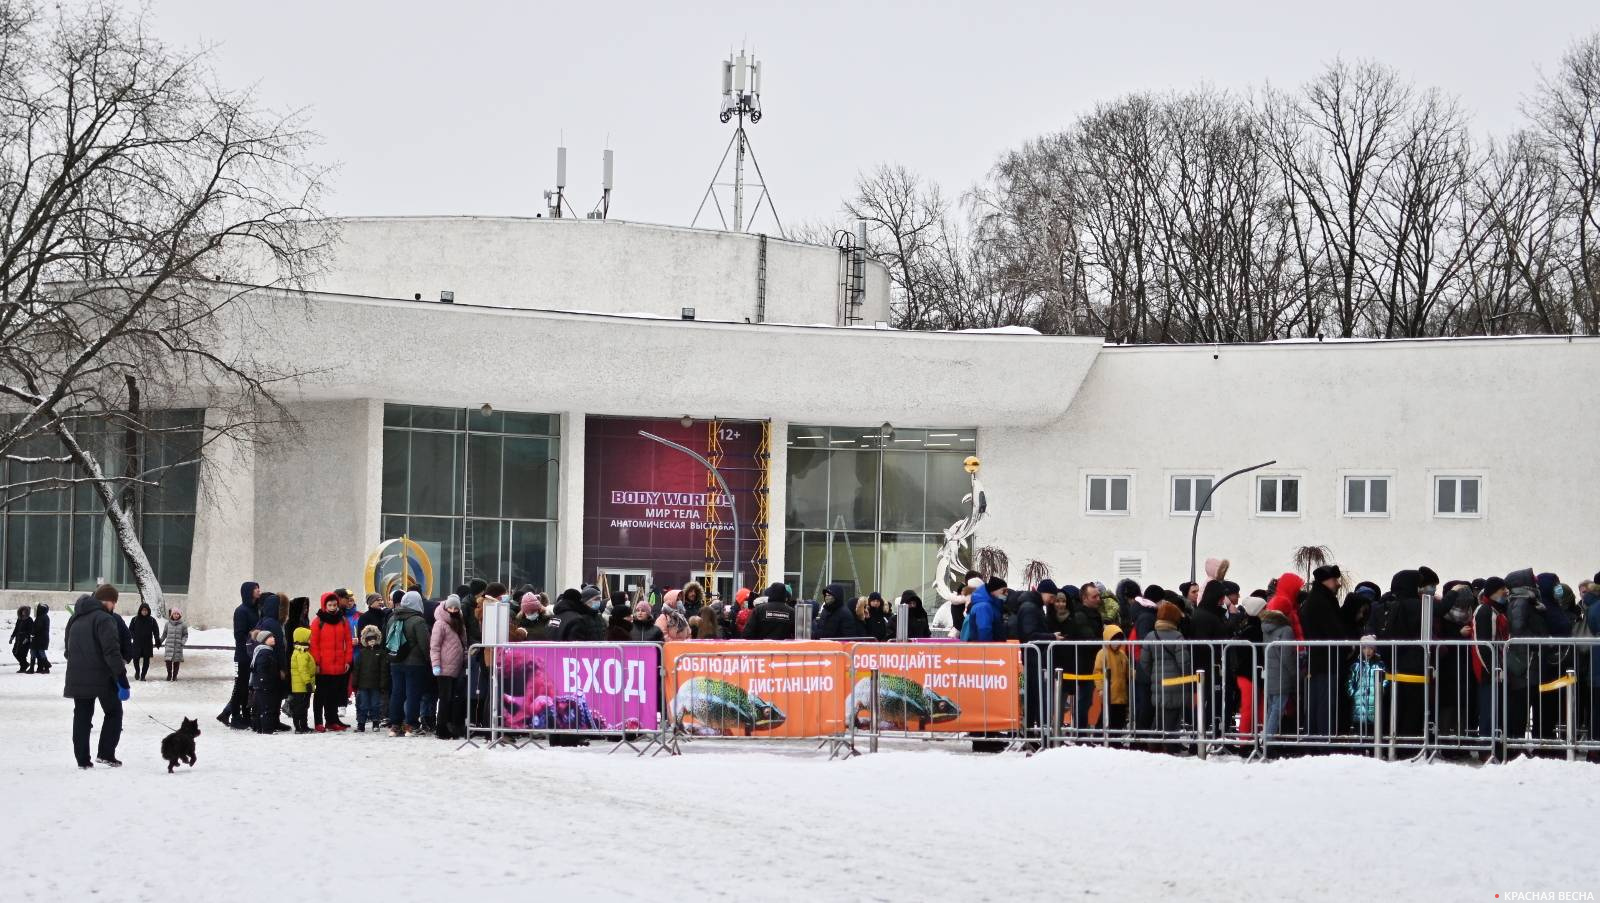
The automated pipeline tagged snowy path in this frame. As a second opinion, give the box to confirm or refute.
[1,635,1595,903]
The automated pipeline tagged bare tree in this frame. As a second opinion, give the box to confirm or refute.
[1529,33,1600,333]
[0,3,329,611]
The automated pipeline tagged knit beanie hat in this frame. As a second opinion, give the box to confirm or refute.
[1036,579,1060,596]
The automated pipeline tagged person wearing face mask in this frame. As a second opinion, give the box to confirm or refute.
[548,588,605,642]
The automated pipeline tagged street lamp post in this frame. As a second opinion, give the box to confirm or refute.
[1189,460,1277,585]
[638,430,742,595]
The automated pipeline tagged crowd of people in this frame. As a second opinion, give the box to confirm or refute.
[197,561,1600,760]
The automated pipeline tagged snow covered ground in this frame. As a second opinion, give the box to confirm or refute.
[2,623,1597,903]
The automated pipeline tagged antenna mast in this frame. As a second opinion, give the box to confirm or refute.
[692,48,783,236]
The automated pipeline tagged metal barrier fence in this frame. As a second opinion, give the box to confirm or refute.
[453,636,1600,762]
[665,644,857,759]
[846,642,1027,751]
[1502,639,1598,761]
[1033,639,1258,758]
[466,642,669,755]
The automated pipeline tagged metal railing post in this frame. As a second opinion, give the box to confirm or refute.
[1566,668,1577,763]
[1195,670,1207,761]
[1372,667,1385,759]
[1051,667,1063,747]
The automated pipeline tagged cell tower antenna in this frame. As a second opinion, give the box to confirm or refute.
[692,47,783,236]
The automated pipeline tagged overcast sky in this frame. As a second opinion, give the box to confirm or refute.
[147,0,1597,234]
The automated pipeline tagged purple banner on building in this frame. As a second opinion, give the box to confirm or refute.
[496,643,661,732]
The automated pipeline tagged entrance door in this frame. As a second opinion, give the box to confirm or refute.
[692,570,740,602]
[597,568,652,605]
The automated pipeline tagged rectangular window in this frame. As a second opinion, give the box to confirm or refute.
[381,403,560,592]
[1086,475,1131,515]
[1171,476,1214,515]
[785,425,976,600]
[1344,477,1390,516]
[1434,476,1482,517]
[1256,476,1300,516]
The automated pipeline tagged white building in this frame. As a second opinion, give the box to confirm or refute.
[5,216,1596,627]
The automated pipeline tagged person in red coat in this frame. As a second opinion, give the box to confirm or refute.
[310,593,353,730]
[1267,572,1306,642]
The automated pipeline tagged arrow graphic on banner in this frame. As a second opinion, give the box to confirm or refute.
[772,660,836,669]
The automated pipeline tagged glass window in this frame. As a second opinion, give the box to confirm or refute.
[1345,477,1389,517]
[466,434,503,518]
[785,425,974,601]
[382,431,408,514]
[1434,476,1481,517]
[828,451,878,530]
[1171,476,1213,515]
[880,452,928,532]
[406,431,462,516]
[1257,477,1300,515]
[785,447,829,530]
[501,437,557,520]
[381,404,559,591]
[1086,475,1130,514]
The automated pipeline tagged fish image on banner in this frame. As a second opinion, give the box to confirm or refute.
[850,674,960,731]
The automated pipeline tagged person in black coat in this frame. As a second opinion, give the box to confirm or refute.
[861,593,891,642]
[895,590,931,639]
[62,589,128,768]
[814,584,864,640]
[550,589,605,642]
[219,581,260,728]
[29,603,51,673]
[253,593,289,732]
[10,605,32,672]
[1301,565,1348,739]
[742,583,796,640]
[129,603,161,681]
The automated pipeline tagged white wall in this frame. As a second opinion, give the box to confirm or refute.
[249,216,891,327]
[979,337,1600,596]
[241,399,382,628]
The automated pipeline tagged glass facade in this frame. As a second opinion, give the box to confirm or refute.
[381,404,560,591]
[784,426,976,601]
[2,410,202,592]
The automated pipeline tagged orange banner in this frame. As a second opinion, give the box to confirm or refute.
[848,643,1020,732]
[663,641,850,738]
[662,641,1022,737]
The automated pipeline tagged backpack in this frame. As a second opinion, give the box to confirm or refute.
[384,616,413,663]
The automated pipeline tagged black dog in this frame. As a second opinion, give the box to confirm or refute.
[160,717,201,773]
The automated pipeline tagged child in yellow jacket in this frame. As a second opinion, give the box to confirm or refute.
[289,626,317,734]
[1093,624,1130,732]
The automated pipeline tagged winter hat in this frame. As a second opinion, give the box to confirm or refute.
[168,606,183,618]
[292,626,311,644]
[520,597,542,616]
[764,583,790,605]
[1218,581,1240,596]
[557,588,582,606]
[365,593,383,607]
[360,624,382,646]
[1061,584,1080,603]
[985,576,1008,593]
[1311,564,1342,584]
[443,594,462,611]
[1480,576,1508,598]
[1239,597,1268,617]
[580,585,603,605]
[1036,579,1060,596]
[867,592,883,603]
[735,587,751,604]
[1354,581,1382,597]
[966,577,984,590]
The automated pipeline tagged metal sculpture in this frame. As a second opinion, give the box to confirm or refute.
[933,456,986,603]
